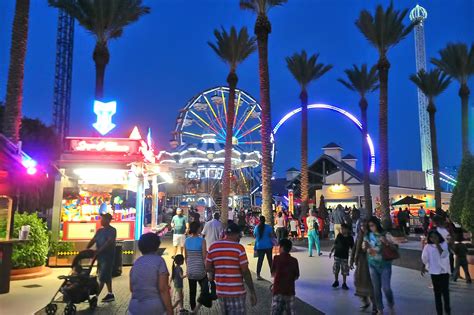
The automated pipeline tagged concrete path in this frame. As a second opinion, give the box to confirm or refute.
[242,237,474,315]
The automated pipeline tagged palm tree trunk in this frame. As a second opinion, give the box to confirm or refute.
[300,89,309,216]
[255,15,274,226]
[2,0,30,143]
[428,102,442,209]
[93,42,110,100]
[360,97,373,214]
[377,56,391,230]
[460,84,470,157]
[221,72,238,225]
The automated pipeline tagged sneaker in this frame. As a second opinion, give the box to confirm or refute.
[101,293,115,302]
[318,253,323,256]
[256,275,264,281]
[332,280,339,288]
[342,283,349,290]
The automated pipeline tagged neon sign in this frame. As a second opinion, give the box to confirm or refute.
[93,100,117,135]
[73,140,130,152]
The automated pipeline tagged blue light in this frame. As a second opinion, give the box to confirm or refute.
[93,100,117,135]
[273,104,376,173]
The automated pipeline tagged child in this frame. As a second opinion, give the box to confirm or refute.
[329,223,354,290]
[171,254,186,312]
[299,218,306,240]
[271,239,300,315]
[289,216,299,241]
[452,233,472,283]
[421,230,451,315]
[329,221,335,240]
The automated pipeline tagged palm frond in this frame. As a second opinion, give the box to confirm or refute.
[208,26,257,71]
[338,64,379,96]
[48,0,150,43]
[286,50,332,89]
[239,0,287,15]
[355,2,415,55]
[431,42,474,84]
[409,69,452,100]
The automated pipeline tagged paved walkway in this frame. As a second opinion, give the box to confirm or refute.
[241,237,474,315]
[0,237,319,315]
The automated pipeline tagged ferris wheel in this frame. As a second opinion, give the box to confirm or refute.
[173,86,262,153]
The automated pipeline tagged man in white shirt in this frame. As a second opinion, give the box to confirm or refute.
[201,212,224,250]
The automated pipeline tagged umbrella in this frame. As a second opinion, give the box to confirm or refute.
[391,196,425,206]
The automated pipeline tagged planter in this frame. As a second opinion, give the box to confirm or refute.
[10,265,52,281]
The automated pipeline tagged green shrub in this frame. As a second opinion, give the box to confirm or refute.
[449,154,474,222]
[11,212,49,269]
[48,237,74,257]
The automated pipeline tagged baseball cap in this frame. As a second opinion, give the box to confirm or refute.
[226,222,241,234]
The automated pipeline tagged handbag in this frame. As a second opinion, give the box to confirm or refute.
[381,243,400,261]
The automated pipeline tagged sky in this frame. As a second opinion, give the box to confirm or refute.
[0,0,473,177]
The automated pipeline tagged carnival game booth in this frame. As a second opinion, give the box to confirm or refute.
[50,132,162,266]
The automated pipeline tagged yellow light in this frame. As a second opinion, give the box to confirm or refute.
[329,184,350,193]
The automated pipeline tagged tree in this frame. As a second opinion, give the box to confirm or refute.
[449,154,474,222]
[410,69,451,209]
[240,0,287,225]
[356,3,415,229]
[431,43,474,157]
[48,0,150,100]
[2,0,30,143]
[461,179,474,243]
[338,64,378,214]
[286,51,332,216]
[208,27,256,224]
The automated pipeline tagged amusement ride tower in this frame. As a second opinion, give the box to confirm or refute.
[410,4,434,190]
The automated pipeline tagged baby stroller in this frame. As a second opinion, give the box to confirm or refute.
[45,250,99,315]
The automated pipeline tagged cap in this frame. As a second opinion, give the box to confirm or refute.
[226,222,241,234]
[176,208,182,212]
[101,213,113,221]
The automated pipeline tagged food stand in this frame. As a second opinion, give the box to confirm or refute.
[49,132,164,266]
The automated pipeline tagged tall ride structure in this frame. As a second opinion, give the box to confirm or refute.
[53,9,75,141]
[410,4,434,190]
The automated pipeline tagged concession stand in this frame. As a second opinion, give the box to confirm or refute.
[49,126,168,266]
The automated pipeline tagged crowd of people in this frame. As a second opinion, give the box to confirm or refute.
[86,203,472,315]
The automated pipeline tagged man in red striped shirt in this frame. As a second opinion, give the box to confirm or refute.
[206,222,257,314]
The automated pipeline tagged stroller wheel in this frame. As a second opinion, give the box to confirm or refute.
[89,296,98,310]
[64,303,76,315]
[46,303,57,315]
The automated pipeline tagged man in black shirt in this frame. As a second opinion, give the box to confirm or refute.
[329,223,354,290]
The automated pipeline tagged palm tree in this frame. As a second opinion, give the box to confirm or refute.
[2,0,30,143]
[48,0,150,100]
[286,51,332,216]
[431,43,474,157]
[338,64,378,214]
[356,3,415,229]
[240,0,286,225]
[410,69,451,209]
[208,27,256,224]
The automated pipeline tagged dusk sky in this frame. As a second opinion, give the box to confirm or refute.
[1,0,473,176]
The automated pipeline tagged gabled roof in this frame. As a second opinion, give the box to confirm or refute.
[342,154,357,160]
[322,142,342,149]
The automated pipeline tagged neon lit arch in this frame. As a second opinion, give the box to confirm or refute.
[272,104,376,173]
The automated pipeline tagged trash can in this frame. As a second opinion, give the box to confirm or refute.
[112,242,123,277]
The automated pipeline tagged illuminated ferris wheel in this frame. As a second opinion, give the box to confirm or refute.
[172,86,262,154]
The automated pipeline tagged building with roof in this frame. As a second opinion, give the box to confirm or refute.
[286,142,451,210]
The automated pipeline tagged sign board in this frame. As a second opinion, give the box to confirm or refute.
[65,137,142,155]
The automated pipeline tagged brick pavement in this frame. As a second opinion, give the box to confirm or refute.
[35,239,321,315]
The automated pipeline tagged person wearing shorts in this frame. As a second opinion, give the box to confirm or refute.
[329,223,354,290]
[171,208,189,257]
[87,213,117,302]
